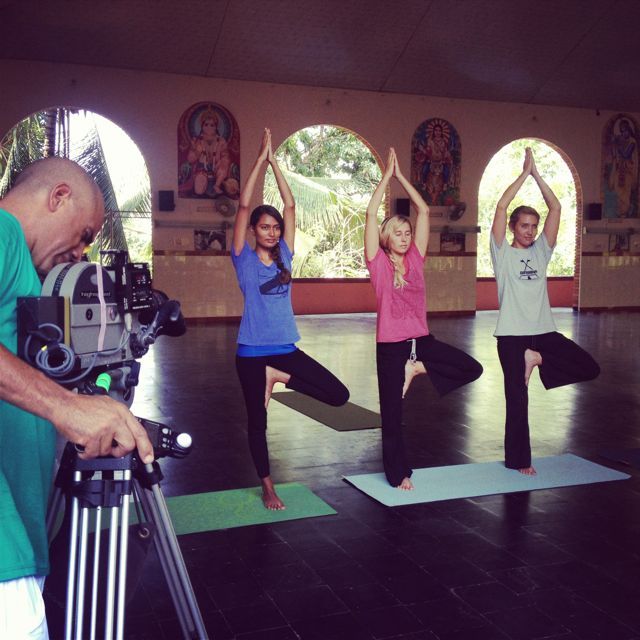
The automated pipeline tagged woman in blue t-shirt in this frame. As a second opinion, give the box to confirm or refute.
[231,129,349,510]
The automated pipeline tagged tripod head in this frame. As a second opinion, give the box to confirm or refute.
[57,417,193,505]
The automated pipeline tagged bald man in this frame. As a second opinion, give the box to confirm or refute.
[0,157,154,638]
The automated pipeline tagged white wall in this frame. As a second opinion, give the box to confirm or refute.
[2,59,638,316]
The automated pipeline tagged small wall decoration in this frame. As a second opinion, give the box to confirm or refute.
[194,228,227,252]
[602,113,639,218]
[178,102,240,210]
[440,232,465,253]
[608,233,630,254]
[411,117,461,206]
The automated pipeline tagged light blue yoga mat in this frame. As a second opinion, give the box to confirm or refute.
[343,454,630,506]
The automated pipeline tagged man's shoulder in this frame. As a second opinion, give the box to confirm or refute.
[0,209,22,241]
[0,208,18,224]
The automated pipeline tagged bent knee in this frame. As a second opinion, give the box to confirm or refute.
[331,385,350,407]
[585,361,601,381]
[471,360,484,381]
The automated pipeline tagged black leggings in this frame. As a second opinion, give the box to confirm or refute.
[376,333,483,486]
[236,349,349,478]
[497,332,600,470]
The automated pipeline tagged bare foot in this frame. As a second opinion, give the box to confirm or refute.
[264,366,291,408]
[518,466,537,476]
[524,349,542,386]
[261,476,286,510]
[396,477,414,490]
[402,360,427,398]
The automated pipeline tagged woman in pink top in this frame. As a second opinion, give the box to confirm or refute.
[365,148,483,489]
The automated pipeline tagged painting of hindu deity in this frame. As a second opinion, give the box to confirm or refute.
[602,113,639,218]
[178,102,240,208]
[411,117,461,206]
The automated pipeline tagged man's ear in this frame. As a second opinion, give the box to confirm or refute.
[49,183,72,211]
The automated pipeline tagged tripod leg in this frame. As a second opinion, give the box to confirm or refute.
[74,506,91,639]
[89,507,103,640]
[136,478,208,639]
[104,505,120,640]
[116,473,132,640]
[55,449,136,640]
[65,490,80,640]
[136,485,193,638]
[150,481,208,639]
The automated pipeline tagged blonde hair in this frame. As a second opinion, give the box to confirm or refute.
[379,215,412,289]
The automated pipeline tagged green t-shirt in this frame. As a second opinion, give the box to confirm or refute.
[0,208,56,582]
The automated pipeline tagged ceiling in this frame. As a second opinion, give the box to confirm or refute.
[1,0,639,113]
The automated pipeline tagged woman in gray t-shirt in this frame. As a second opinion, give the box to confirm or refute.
[491,148,600,475]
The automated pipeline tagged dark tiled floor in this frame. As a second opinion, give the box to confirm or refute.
[45,311,640,639]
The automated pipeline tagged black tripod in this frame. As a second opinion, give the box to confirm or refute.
[46,420,208,640]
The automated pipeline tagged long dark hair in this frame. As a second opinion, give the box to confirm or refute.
[250,205,292,284]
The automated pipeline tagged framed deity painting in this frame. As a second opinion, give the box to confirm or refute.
[601,113,639,219]
[411,117,461,206]
[177,102,240,216]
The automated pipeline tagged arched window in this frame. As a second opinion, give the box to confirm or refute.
[262,125,383,278]
[477,139,577,278]
[0,108,151,268]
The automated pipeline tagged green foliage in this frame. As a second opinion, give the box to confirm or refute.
[278,125,380,196]
[264,125,381,278]
[0,114,46,196]
[74,118,129,263]
[477,139,577,277]
[0,110,152,269]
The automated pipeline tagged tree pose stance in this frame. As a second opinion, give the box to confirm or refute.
[232,129,349,509]
[365,148,482,490]
[491,147,600,475]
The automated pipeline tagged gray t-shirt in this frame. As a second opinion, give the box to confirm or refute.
[490,232,557,336]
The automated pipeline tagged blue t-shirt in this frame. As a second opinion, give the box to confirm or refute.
[231,240,300,346]
[0,209,57,582]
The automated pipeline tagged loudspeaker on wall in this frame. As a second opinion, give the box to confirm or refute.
[586,203,602,220]
[158,190,175,211]
[396,198,410,216]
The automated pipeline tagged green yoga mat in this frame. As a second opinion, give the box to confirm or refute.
[75,483,335,535]
[344,454,630,506]
[163,482,336,533]
[272,391,381,431]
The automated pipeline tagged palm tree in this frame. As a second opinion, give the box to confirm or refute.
[263,167,380,277]
[0,108,151,265]
[0,113,46,195]
[262,126,383,278]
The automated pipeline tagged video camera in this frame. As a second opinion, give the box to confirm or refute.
[17,250,186,406]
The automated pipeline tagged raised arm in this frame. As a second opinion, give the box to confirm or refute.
[492,147,533,247]
[233,128,270,255]
[532,154,562,247]
[268,139,296,250]
[393,153,430,257]
[365,148,395,261]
